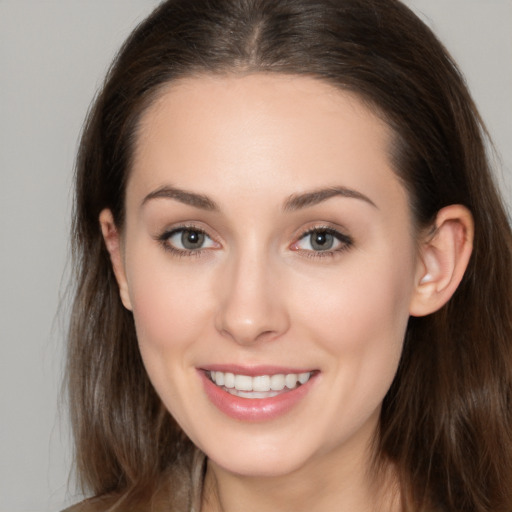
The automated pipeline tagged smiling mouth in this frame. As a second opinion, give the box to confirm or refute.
[207,370,314,399]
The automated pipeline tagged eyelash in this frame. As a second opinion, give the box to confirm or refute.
[292,226,353,259]
[156,225,353,259]
[156,225,216,258]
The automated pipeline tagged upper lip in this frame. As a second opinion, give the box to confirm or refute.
[199,364,317,376]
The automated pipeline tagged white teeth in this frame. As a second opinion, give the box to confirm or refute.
[210,370,312,393]
[234,374,252,391]
[228,389,280,398]
[253,375,271,392]
[270,374,285,391]
[285,373,298,389]
[298,372,310,384]
[224,372,235,388]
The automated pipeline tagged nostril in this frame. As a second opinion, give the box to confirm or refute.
[218,326,276,345]
[214,268,290,344]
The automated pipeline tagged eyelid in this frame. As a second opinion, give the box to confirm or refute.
[153,222,352,258]
[155,223,221,256]
[290,225,353,256]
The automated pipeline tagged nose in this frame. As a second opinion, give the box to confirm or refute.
[215,248,290,345]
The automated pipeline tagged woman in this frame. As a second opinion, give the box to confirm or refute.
[66,0,512,510]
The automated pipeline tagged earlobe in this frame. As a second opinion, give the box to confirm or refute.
[409,205,473,317]
[99,209,133,311]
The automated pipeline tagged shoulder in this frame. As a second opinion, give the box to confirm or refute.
[61,491,174,512]
[62,450,205,512]
[60,475,191,512]
[61,496,117,512]
[61,493,168,512]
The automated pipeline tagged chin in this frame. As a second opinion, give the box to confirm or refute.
[209,449,311,478]
[196,427,323,478]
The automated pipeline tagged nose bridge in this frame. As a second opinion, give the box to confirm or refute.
[215,239,288,344]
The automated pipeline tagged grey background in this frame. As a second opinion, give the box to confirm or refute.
[0,1,510,511]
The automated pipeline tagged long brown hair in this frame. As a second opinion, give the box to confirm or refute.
[68,0,512,510]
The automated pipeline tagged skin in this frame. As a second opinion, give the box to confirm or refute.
[101,74,473,512]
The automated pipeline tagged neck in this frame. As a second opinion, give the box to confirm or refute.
[200,437,400,512]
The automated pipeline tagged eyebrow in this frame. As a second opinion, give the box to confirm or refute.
[141,184,376,212]
[142,186,219,211]
[283,186,377,211]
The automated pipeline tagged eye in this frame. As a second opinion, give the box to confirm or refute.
[160,227,218,253]
[292,228,352,254]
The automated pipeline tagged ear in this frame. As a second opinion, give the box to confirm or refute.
[409,205,473,317]
[99,209,133,311]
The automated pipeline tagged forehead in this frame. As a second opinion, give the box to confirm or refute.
[129,73,405,213]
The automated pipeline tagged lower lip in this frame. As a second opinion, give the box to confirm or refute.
[199,371,317,422]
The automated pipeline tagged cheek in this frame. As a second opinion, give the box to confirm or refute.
[126,251,214,360]
[288,255,414,443]
[294,247,415,380]
[127,257,216,428]
[321,272,411,350]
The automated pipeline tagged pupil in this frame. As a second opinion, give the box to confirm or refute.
[311,231,333,251]
[182,230,204,249]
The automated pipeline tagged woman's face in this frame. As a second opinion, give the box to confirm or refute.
[111,74,423,477]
